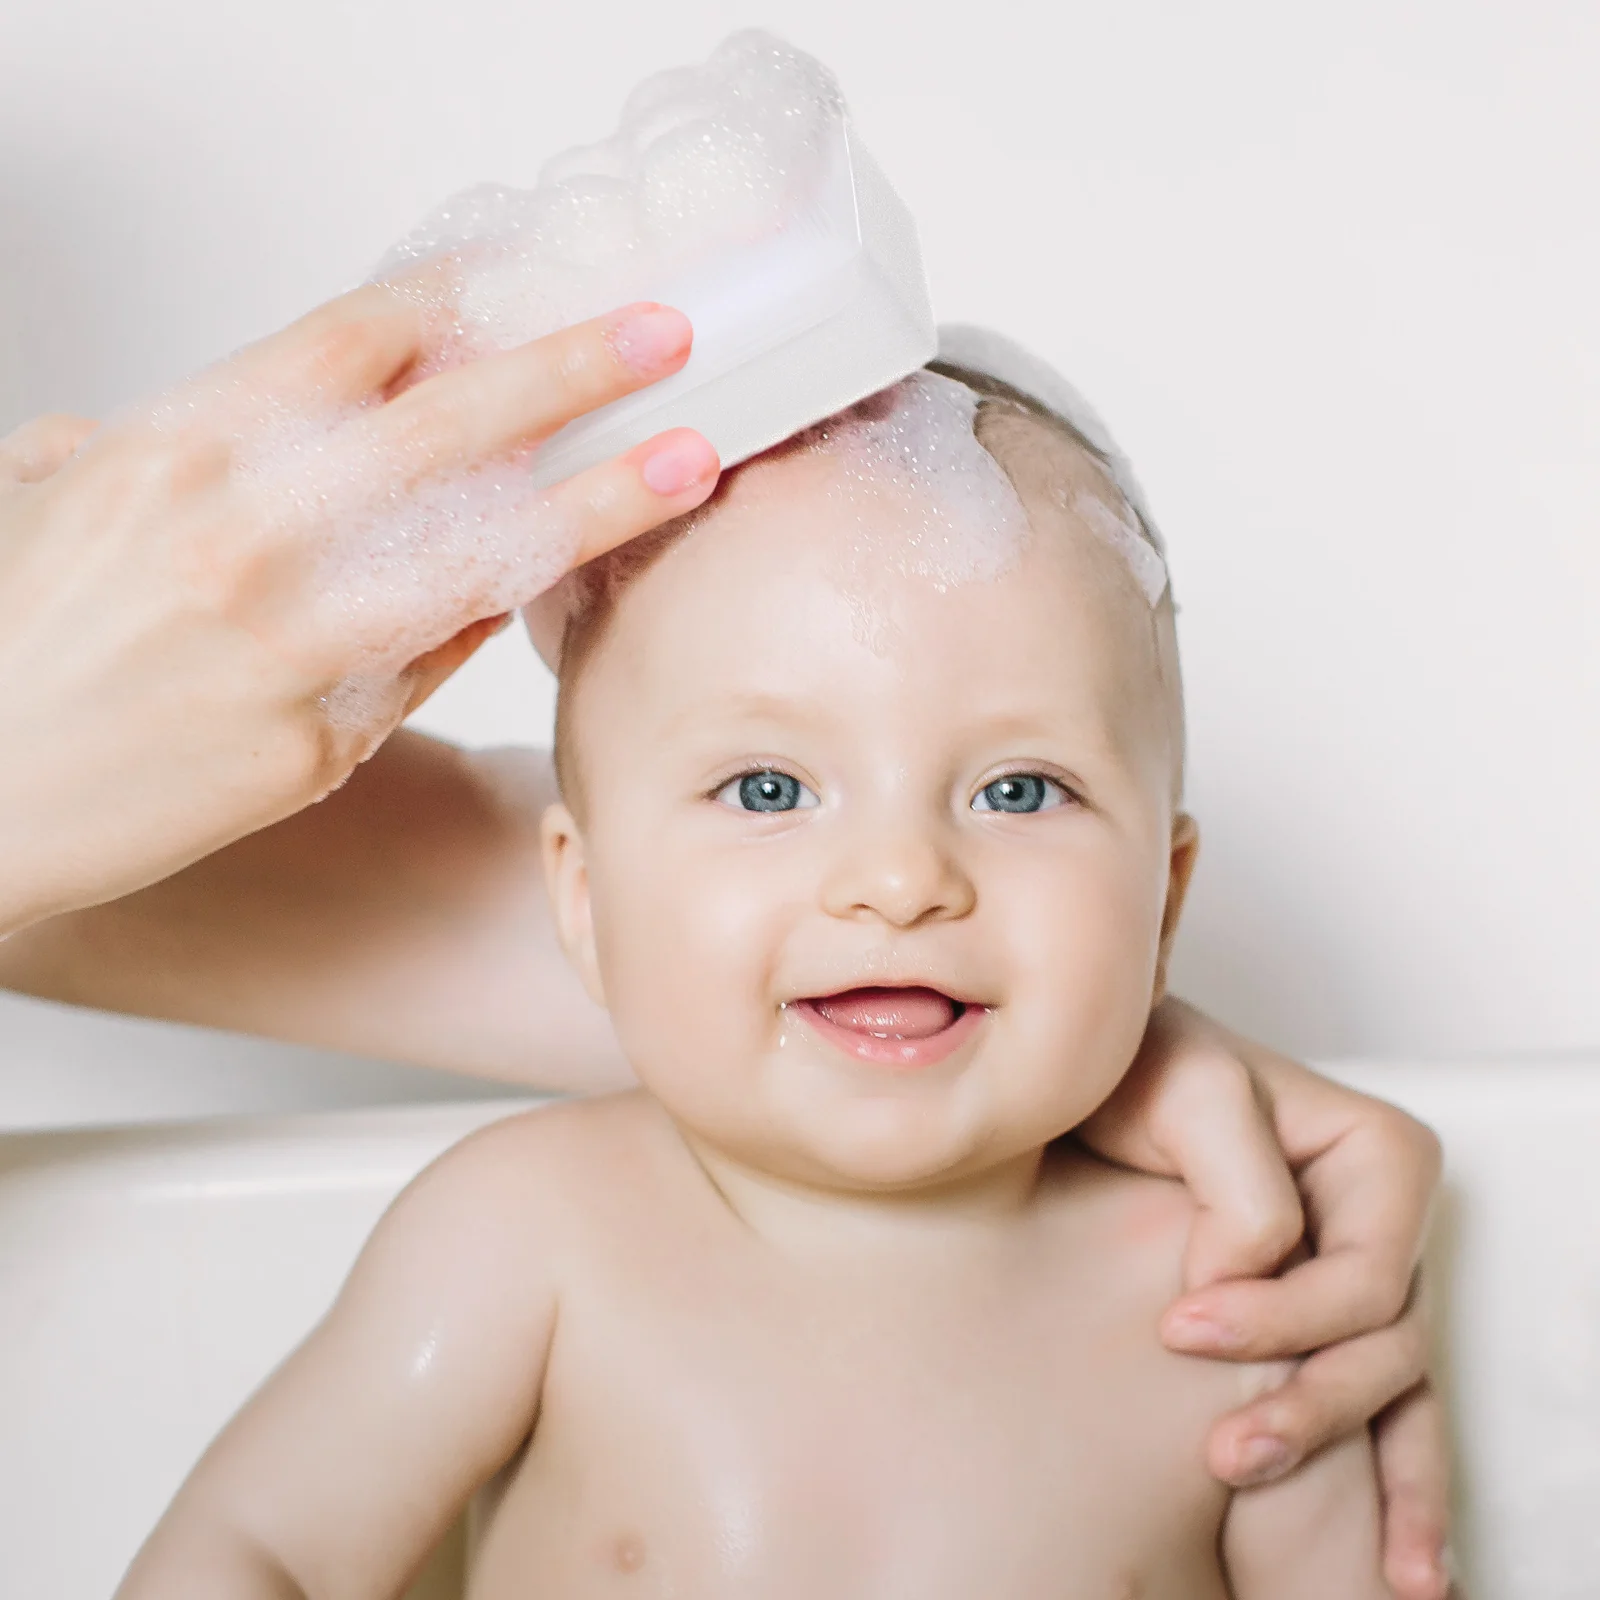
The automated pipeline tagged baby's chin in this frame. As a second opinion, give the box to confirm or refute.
[660,1075,1059,1198]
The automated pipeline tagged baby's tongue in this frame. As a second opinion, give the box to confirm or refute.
[811,987,957,1039]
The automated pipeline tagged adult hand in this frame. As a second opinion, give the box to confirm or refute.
[0,289,719,938]
[1080,999,1450,1600]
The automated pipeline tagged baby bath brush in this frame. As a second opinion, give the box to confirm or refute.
[374,30,936,487]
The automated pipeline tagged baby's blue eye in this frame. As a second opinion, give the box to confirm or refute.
[715,770,818,813]
[972,775,1065,814]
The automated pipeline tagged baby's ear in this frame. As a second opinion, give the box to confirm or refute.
[1154,813,1201,1004]
[540,803,606,1007]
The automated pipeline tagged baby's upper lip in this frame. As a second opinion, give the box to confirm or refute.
[788,975,992,1010]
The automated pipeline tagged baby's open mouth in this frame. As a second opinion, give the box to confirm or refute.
[792,986,985,1069]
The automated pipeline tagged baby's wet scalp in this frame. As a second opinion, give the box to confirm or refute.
[548,370,1185,812]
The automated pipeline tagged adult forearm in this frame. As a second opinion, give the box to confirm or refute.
[0,786,73,939]
[0,290,718,997]
[0,732,631,1092]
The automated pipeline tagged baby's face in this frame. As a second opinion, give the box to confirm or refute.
[543,431,1195,1193]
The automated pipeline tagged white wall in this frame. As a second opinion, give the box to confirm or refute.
[2,0,1596,1123]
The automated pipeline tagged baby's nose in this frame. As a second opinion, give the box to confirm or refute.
[818,816,976,928]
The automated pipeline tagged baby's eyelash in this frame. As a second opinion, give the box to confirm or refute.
[711,768,820,814]
[970,773,1076,815]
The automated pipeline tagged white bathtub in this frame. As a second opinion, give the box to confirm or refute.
[2,1061,1596,1597]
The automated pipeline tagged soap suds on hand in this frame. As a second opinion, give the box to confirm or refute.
[137,32,853,735]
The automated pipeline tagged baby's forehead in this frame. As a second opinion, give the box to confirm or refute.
[530,373,1156,671]
[707,372,1034,584]
[719,382,1113,545]
[594,425,1157,702]
[703,395,1145,603]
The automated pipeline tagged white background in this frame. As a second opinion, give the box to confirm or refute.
[2,0,1595,1125]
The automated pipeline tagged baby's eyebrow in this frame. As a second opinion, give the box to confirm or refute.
[661,689,828,739]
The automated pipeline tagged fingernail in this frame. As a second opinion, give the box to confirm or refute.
[1165,1311,1245,1353]
[1233,1435,1293,1485]
[1395,1545,1452,1600]
[640,431,718,497]
[608,303,693,376]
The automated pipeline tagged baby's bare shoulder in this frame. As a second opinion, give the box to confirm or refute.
[395,1091,670,1242]
[429,1086,666,1179]
[1041,1141,1197,1258]
[1038,1145,1292,1402]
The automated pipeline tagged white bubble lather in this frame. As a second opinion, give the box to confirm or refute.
[376,29,937,490]
[142,32,938,735]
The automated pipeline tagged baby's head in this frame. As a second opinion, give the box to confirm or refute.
[535,358,1195,1195]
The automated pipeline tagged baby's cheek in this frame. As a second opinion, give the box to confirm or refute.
[987,862,1163,1129]
[1005,865,1155,1022]
[589,839,785,1078]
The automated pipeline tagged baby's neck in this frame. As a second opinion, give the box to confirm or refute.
[670,1116,1053,1262]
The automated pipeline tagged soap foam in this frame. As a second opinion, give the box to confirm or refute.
[738,360,1164,622]
[139,368,581,735]
[796,370,1031,593]
[526,369,1033,665]
[137,31,854,735]
[933,325,1170,606]
[233,398,582,732]
[373,30,846,379]
[1062,486,1169,608]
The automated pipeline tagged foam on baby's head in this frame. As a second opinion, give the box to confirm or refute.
[931,325,1168,608]
[793,370,1031,596]
[530,367,1033,680]
[534,335,1171,674]
[541,370,1030,648]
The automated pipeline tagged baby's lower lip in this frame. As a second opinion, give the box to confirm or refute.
[791,987,987,1069]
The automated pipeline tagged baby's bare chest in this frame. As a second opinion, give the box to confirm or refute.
[467,1219,1239,1600]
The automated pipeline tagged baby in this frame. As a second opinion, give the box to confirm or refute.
[118,346,1388,1598]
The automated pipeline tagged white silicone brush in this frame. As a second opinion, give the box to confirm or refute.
[373,31,936,486]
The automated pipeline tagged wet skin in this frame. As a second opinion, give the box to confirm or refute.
[466,1094,1259,1600]
[116,418,1387,1600]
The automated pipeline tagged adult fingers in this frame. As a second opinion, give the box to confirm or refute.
[213,276,450,408]
[0,413,99,486]
[320,424,719,666]
[1376,1382,1455,1600]
[1163,1246,1416,1361]
[400,613,513,719]
[1203,1287,1429,1486]
[1079,1000,1305,1293]
[1295,1088,1442,1300]
[172,255,523,426]
[352,303,695,490]
[544,428,721,567]
[1160,1018,1442,1364]
[1164,1062,1305,1293]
